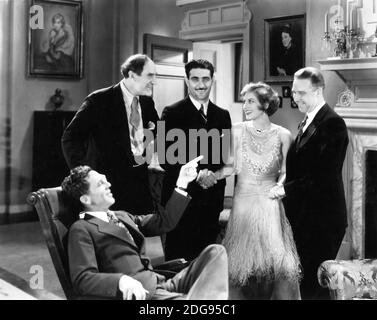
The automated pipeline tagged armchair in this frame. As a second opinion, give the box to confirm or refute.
[318,259,377,300]
[27,187,78,299]
[27,187,188,300]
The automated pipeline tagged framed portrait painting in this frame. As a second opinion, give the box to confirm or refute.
[27,0,83,79]
[264,14,305,82]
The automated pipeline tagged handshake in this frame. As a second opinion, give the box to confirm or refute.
[175,157,219,190]
[196,169,218,189]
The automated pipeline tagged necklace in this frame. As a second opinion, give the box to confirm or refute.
[248,121,271,134]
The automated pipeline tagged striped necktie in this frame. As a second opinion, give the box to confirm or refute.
[129,96,141,150]
[107,211,135,243]
[199,104,207,123]
[296,115,308,147]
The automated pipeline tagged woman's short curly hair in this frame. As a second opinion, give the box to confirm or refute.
[52,13,65,26]
[240,82,280,116]
[61,165,92,201]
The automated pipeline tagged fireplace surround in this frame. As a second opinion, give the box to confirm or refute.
[319,57,377,259]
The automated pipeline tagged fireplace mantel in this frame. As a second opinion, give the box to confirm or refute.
[318,58,377,130]
[318,58,377,83]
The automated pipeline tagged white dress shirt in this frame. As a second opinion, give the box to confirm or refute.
[79,211,109,221]
[189,95,209,116]
[120,80,144,156]
[78,189,187,220]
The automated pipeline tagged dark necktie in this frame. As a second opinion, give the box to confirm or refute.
[296,115,308,147]
[129,96,140,148]
[107,211,135,243]
[199,104,207,123]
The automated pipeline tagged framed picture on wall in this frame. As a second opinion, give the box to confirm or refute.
[291,97,298,108]
[27,0,83,79]
[264,14,305,83]
[278,96,283,108]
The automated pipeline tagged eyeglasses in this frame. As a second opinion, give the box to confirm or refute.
[292,88,318,97]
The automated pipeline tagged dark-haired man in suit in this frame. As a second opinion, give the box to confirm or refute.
[63,157,229,300]
[269,67,349,299]
[62,54,159,214]
[160,59,232,261]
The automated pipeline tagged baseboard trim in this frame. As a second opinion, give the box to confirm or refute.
[0,211,38,225]
[0,204,31,213]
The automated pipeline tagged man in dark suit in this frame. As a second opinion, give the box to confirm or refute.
[269,67,349,299]
[61,54,159,214]
[63,157,229,300]
[160,59,232,261]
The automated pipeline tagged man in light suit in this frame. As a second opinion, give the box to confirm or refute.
[270,67,349,299]
[62,54,159,214]
[63,156,229,300]
[160,59,232,261]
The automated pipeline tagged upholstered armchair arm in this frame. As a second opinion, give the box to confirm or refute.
[318,259,377,300]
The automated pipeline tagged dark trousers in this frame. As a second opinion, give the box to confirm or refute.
[165,203,221,261]
[295,227,345,300]
[153,244,229,300]
[110,163,153,214]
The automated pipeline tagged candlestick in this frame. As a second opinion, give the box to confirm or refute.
[349,7,353,29]
[352,7,357,30]
[356,9,361,30]
[325,11,329,33]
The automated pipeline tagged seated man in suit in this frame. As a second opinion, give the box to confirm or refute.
[62,156,229,300]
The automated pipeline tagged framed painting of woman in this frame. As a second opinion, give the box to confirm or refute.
[264,14,306,83]
[27,0,83,79]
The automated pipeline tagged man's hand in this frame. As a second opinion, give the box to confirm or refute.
[119,275,149,300]
[268,184,285,199]
[176,155,203,189]
[197,169,217,189]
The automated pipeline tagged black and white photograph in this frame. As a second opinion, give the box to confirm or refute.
[1,0,377,308]
[282,85,291,98]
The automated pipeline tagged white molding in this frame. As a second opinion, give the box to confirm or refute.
[318,58,377,83]
[335,107,377,119]
[179,1,252,40]
[343,118,377,129]
[176,0,207,6]
[318,58,377,71]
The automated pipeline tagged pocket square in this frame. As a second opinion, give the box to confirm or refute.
[147,121,156,130]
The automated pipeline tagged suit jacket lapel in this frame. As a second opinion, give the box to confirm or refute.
[297,104,330,150]
[115,211,145,248]
[185,96,208,127]
[84,215,139,250]
[206,101,214,125]
[112,83,128,127]
[111,83,133,161]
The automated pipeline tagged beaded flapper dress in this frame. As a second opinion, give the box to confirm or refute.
[223,122,301,286]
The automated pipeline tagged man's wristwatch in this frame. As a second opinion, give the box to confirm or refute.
[176,185,187,192]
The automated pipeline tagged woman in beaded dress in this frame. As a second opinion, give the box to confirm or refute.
[216,82,301,299]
